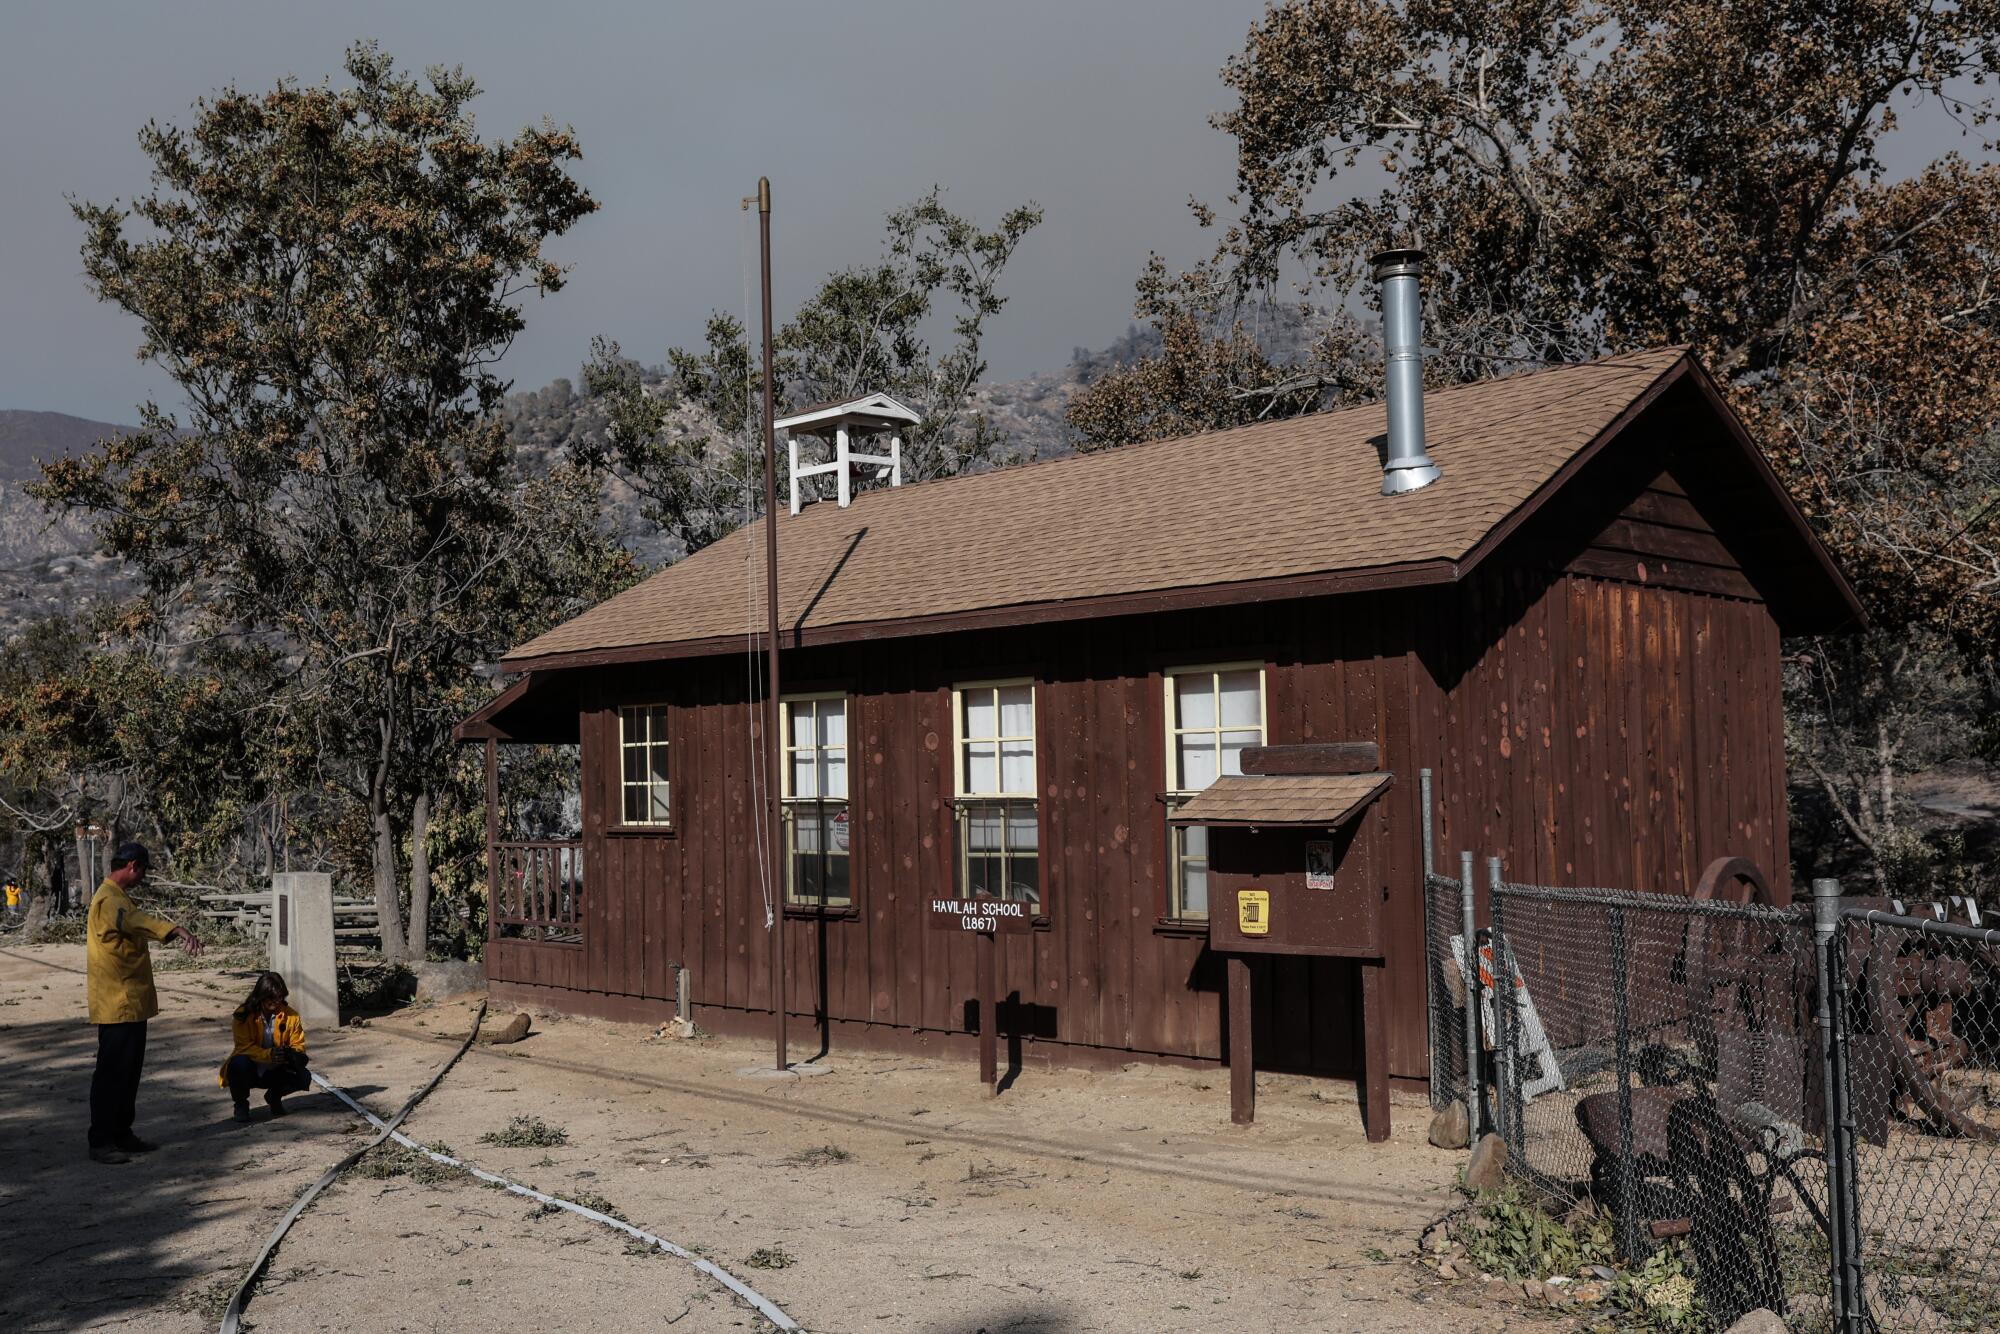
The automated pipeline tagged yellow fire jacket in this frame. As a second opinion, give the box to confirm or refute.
[85,878,179,1024]
[218,1005,307,1086]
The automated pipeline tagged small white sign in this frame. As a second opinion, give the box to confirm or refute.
[1305,840,1337,890]
[830,808,850,852]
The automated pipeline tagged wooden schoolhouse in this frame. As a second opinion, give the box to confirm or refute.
[457,337,1860,1096]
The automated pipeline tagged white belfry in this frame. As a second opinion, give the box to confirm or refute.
[775,392,920,514]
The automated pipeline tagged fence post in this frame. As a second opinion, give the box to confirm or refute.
[1488,856,1522,1160]
[1458,850,1483,1135]
[1421,770,1443,1111]
[1608,904,1642,1261]
[1812,877,1863,1334]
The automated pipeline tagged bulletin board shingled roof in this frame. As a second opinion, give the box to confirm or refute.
[1167,773,1394,828]
[500,347,1853,668]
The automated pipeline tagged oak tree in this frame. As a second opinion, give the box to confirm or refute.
[35,43,626,957]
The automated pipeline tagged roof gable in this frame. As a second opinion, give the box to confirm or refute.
[503,348,1858,669]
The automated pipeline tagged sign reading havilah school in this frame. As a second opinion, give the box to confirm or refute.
[926,897,1032,933]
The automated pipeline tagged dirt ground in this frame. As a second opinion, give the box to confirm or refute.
[0,941,1540,1332]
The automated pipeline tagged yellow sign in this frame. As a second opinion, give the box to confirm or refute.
[1237,889,1270,936]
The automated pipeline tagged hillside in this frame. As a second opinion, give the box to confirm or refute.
[0,411,129,637]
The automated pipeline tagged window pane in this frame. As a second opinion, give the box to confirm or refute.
[819,700,845,748]
[623,745,644,784]
[824,849,850,906]
[620,708,641,744]
[648,783,671,823]
[1181,823,1207,859]
[624,786,645,824]
[966,853,1001,898]
[963,689,997,742]
[1000,742,1034,794]
[1221,729,1258,778]
[1006,853,1039,905]
[967,806,1002,852]
[791,753,817,799]
[1173,673,1215,728]
[649,745,670,785]
[648,706,669,744]
[1219,671,1261,728]
[1005,809,1038,851]
[966,741,998,794]
[793,809,823,853]
[1181,861,1208,916]
[823,751,847,800]
[792,847,821,903]
[790,703,815,749]
[997,686,1033,737]
[1179,735,1217,790]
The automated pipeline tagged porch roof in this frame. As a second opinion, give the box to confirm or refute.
[1167,772,1394,829]
[454,672,581,744]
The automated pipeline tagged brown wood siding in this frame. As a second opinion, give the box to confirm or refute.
[1424,571,1788,902]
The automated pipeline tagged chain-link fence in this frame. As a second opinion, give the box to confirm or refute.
[1424,866,1472,1114]
[1423,861,2000,1331]
[1827,907,2000,1331]
[1492,878,1832,1326]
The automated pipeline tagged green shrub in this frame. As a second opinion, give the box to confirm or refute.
[480,1115,569,1148]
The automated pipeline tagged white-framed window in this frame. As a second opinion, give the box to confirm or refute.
[1163,664,1266,919]
[952,680,1039,904]
[618,704,672,826]
[782,694,850,907]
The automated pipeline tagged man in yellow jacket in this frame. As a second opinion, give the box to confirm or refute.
[87,841,201,1164]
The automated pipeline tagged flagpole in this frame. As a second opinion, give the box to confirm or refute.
[756,177,787,1072]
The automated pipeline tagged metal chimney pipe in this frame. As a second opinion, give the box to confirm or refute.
[1372,247,1442,496]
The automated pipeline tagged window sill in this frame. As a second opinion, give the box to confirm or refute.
[1152,917,1210,937]
[783,904,859,920]
[605,824,677,838]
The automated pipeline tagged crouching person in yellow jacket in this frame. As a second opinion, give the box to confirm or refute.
[221,971,310,1122]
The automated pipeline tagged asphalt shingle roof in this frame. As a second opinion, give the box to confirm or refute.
[1168,773,1394,828]
[504,347,1689,665]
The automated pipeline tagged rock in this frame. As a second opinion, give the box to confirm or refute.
[1463,1133,1508,1192]
[1722,1310,1787,1334]
[1437,1260,1458,1279]
[1520,1279,1546,1303]
[478,1011,531,1044]
[1429,1099,1471,1150]
[1570,1281,1606,1305]
[413,959,486,1002]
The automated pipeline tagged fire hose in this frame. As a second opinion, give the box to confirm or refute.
[218,1000,801,1333]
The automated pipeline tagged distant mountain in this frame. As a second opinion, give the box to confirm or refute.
[0,410,126,484]
[0,411,130,637]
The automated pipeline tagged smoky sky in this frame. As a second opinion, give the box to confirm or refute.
[1,0,1273,422]
[4,3,1985,425]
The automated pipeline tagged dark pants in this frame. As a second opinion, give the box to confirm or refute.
[226,1054,310,1105]
[88,1021,147,1148]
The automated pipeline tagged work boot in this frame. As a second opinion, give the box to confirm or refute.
[232,1101,252,1124]
[114,1133,158,1154]
[265,1091,287,1118]
[89,1144,131,1165]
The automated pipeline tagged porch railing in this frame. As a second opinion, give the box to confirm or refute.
[491,840,583,944]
